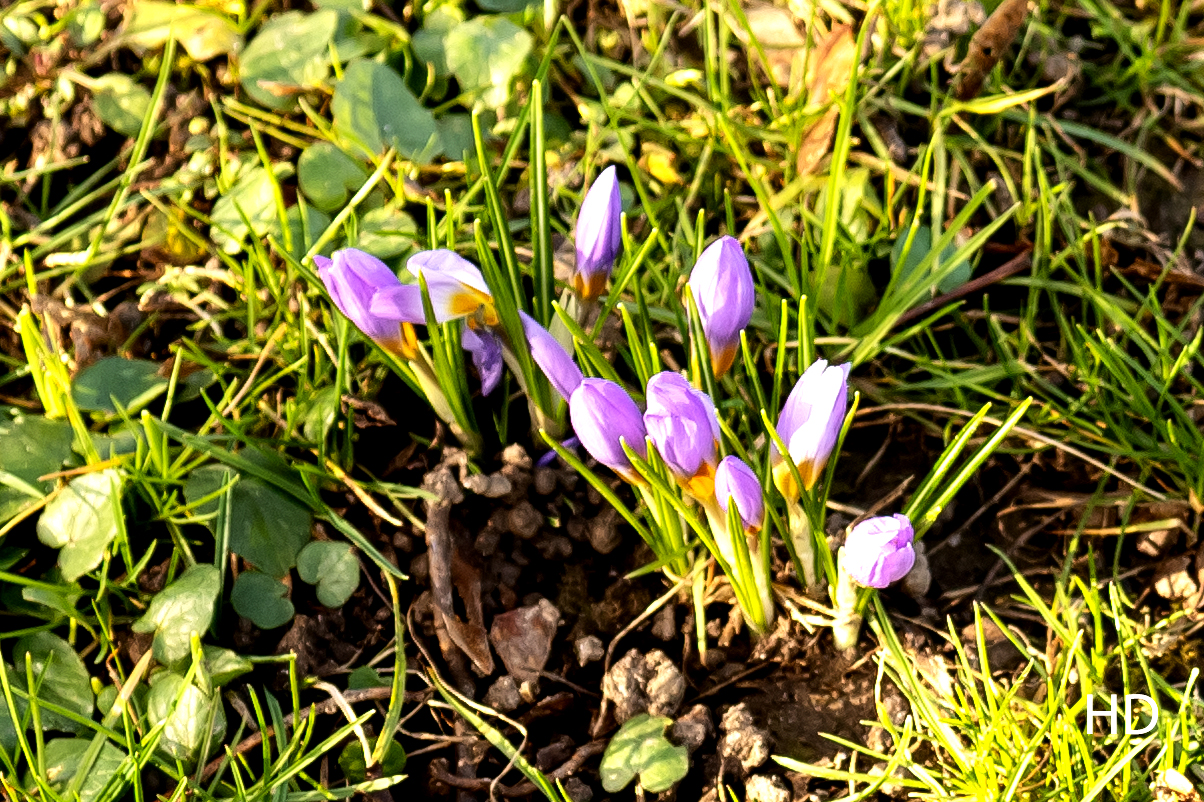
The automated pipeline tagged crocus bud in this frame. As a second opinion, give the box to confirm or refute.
[842,514,915,588]
[569,379,647,479]
[520,312,583,403]
[572,166,622,302]
[317,249,418,356]
[643,372,721,498]
[689,236,755,378]
[771,359,850,499]
[715,456,764,533]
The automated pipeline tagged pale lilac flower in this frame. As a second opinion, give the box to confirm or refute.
[689,236,754,378]
[643,372,721,498]
[520,311,583,403]
[317,249,416,355]
[842,514,915,589]
[371,249,498,328]
[572,166,622,301]
[715,456,764,533]
[771,360,850,498]
[569,379,647,480]
[461,326,503,396]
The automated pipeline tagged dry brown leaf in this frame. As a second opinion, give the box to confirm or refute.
[807,24,856,110]
[796,106,839,176]
[952,0,1029,100]
[737,3,808,88]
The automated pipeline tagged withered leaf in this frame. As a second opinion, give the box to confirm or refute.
[952,0,1029,100]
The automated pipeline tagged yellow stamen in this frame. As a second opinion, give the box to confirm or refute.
[573,271,608,302]
[684,460,717,500]
[711,345,737,378]
[772,461,799,501]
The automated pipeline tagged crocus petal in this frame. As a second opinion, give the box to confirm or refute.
[569,379,647,478]
[537,436,580,468]
[772,360,850,491]
[317,248,406,346]
[370,284,426,324]
[689,236,754,377]
[406,250,495,324]
[520,311,584,403]
[643,372,720,490]
[461,325,503,396]
[715,456,764,532]
[573,166,622,300]
[842,514,915,588]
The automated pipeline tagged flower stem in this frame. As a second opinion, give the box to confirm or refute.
[787,499,817,590]
[832,553,863,652]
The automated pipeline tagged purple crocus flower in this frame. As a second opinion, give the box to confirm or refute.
[572,166,622,302]
[569,378,647,480]
[371,249,499,328]
[316,249,417,356]
[771,359,850,498]
[643,372,721,498]
[520,311,583,403]
[715,456,764,533]
[689,236,754,378]
[842,514,915,588]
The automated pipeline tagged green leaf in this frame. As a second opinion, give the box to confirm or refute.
[339,738,406,783]
[286,204,334,261]
[0,665,28,751]
[238,9,338,109]
[201,646,254,686]
[89,74,152,138]
[25,737,125,802]
[36,469,122,582]
[332,59,438,162]
[298,143,370,212]
[410,5,465,77]
[444,17,533,109]
[132,564,220,667]
[346,665,388,689]
[476,0,532,12]
[0,410,74,523]
[210,163,294,254]
[72,357,168,413]
[184,464,311,578]
[231,571,294,629]
[124,0,242,61]
[356,205,418,259]
[145,671,226,762]
[891,226,972,294]
[599,714,689,794]
[13,632,94,734]
[300,385,341,445]
[296,541,360,608]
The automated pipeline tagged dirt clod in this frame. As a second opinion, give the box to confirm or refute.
[484,675,522,713]
[745,773,792,802]
[575,635,604,666]
[603,649,686,723]
[720,703,772,775]
[587,511,622,554]
[671,704,714,753]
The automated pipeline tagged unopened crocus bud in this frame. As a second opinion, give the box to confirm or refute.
[771,359,850,499]
[520,312,583,403]
[689,236,754,378]
[317,249,418,356]
[842,514,915,589]
[643,372,721,498]
[715,456,764,532]
[569,379,647,480]
[572,166,622,301]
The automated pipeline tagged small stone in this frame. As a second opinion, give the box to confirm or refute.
[671,704,714,753]
[409,552,429,582]
[902,545,931,599]
[575,635,604,666]
[534,468,559,495]
[490,598,560,683]
[719,703,771,775]
[562,777,593,802]
[587,513,622,554]
[502,444,532,468]
[508,501,543,539]
[651,604,677,641]
[391,530,413,551]
[536,735,574,770]
[744,774,791,802]
[485,676,522,713]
